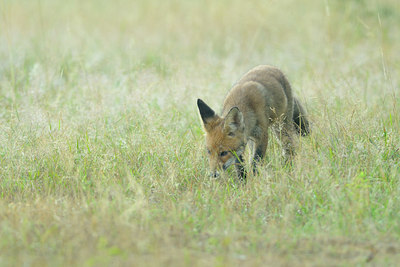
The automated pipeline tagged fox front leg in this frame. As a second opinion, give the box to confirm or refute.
[235,154,246,181]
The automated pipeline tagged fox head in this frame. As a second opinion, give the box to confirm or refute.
[197,99,245,178]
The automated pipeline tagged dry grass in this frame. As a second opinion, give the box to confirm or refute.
[1,0,400,266]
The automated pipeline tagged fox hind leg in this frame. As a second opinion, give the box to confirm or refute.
[273,119,297,164]
[293,97,310,136]
[250,131,268,175]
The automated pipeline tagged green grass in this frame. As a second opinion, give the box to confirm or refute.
[1,0,400,265]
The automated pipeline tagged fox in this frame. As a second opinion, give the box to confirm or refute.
[197,65,310,180]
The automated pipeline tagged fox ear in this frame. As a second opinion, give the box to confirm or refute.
[197,99,217,130]
[224,107,244,134]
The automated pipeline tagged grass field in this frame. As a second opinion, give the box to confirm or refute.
[1,0,400,266]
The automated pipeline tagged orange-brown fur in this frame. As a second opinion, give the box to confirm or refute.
[197,65,309,180]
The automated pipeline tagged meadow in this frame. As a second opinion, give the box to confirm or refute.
[1,0,399,265]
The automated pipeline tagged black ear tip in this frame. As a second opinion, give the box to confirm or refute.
[197,98,215,120]
[197,99,208,110]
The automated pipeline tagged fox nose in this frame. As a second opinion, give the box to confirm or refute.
[210,171,220,178]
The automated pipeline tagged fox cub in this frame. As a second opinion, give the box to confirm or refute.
[197,65,310,180]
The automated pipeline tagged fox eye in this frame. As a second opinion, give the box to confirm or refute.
[220,151,228,157]
[228,132,235,137]
[206,149,211,155]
